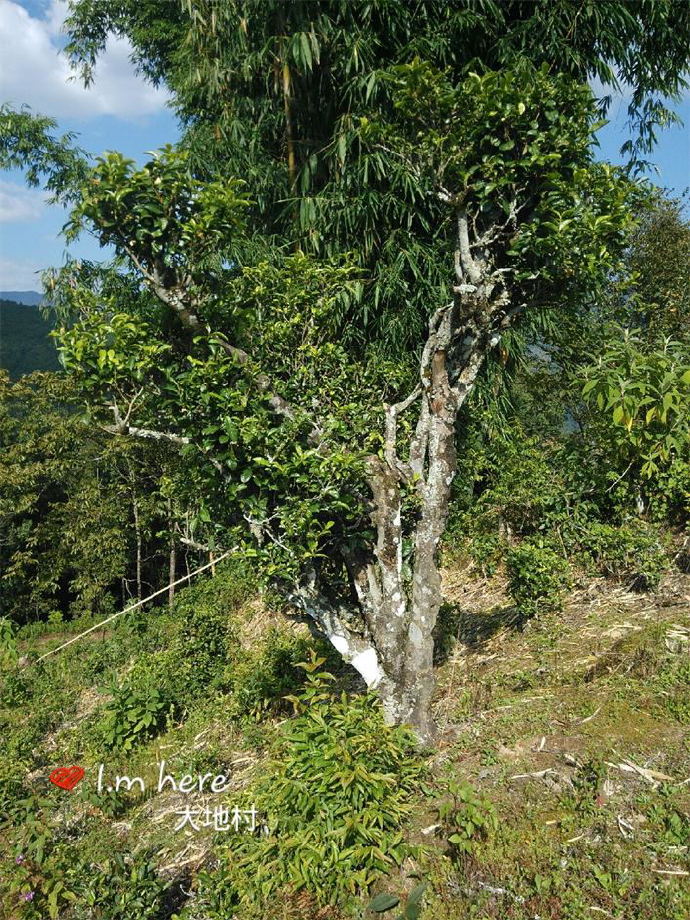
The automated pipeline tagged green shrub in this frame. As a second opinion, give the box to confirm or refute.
[172,558,256,624]
[0,616,18,670]
[187,656,425,914]
[227,627,324,718]
[1,696,60,762]
[2,793,167,920]
[651,457,690,522]
[436,777,498,857]
[167,600,235,698]
[164,561,255,694]
[506,542,571,618]
[71,853,168,920]
[100,677,175,751]
[579,332,690,520]
[465,532,506,577]
[445,429,567,574]
[76,637,131,683]
[573,520,667,590]
[454,431,565,534]
[0,665,30,707]
[3,798,78,920]
[96,560,257,745]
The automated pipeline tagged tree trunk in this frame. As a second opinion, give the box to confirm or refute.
[283,205,515,741]
[133,492,142,601]
[290,340,473,743]
[365,371,466,738]
[127,461,143,600]
[278,30,300,239]
[169,539,176,609]
[167,498,176,610]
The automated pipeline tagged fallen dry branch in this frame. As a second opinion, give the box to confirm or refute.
[604,759,676,787]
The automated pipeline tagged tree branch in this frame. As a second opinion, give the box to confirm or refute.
[383,385,421,478]
[106,401,191,445]
[456,211,482,285]
[121,245,313,431]
[105,401,228,477]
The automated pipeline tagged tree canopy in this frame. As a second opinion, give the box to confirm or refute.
[10,0,687,351]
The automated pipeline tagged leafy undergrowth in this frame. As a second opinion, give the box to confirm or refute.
[1,559,688,919]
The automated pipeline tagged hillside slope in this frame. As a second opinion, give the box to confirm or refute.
[1,558,688,919]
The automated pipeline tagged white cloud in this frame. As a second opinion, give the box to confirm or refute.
[0,1,170,120]
[0,255,45,289]
[0,180,45,222]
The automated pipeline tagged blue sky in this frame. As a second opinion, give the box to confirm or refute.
[595,88,690,197]
[0,0,180,289]
[0,0,688,291]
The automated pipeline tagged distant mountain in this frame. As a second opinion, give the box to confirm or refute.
[0,298,60,379]
[0,290,43,306]
[0,291,43,307]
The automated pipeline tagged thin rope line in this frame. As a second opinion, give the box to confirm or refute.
[33,550,233,664]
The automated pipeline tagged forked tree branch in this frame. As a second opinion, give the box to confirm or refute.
[105,401,228,477]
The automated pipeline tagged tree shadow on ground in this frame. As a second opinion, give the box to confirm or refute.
[433,602,524,665]
[160,869,193,919]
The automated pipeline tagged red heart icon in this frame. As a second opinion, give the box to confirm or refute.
[49,766,85,790]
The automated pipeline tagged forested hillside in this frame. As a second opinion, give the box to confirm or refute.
[0,298,60,378]
[0,2,688,919]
